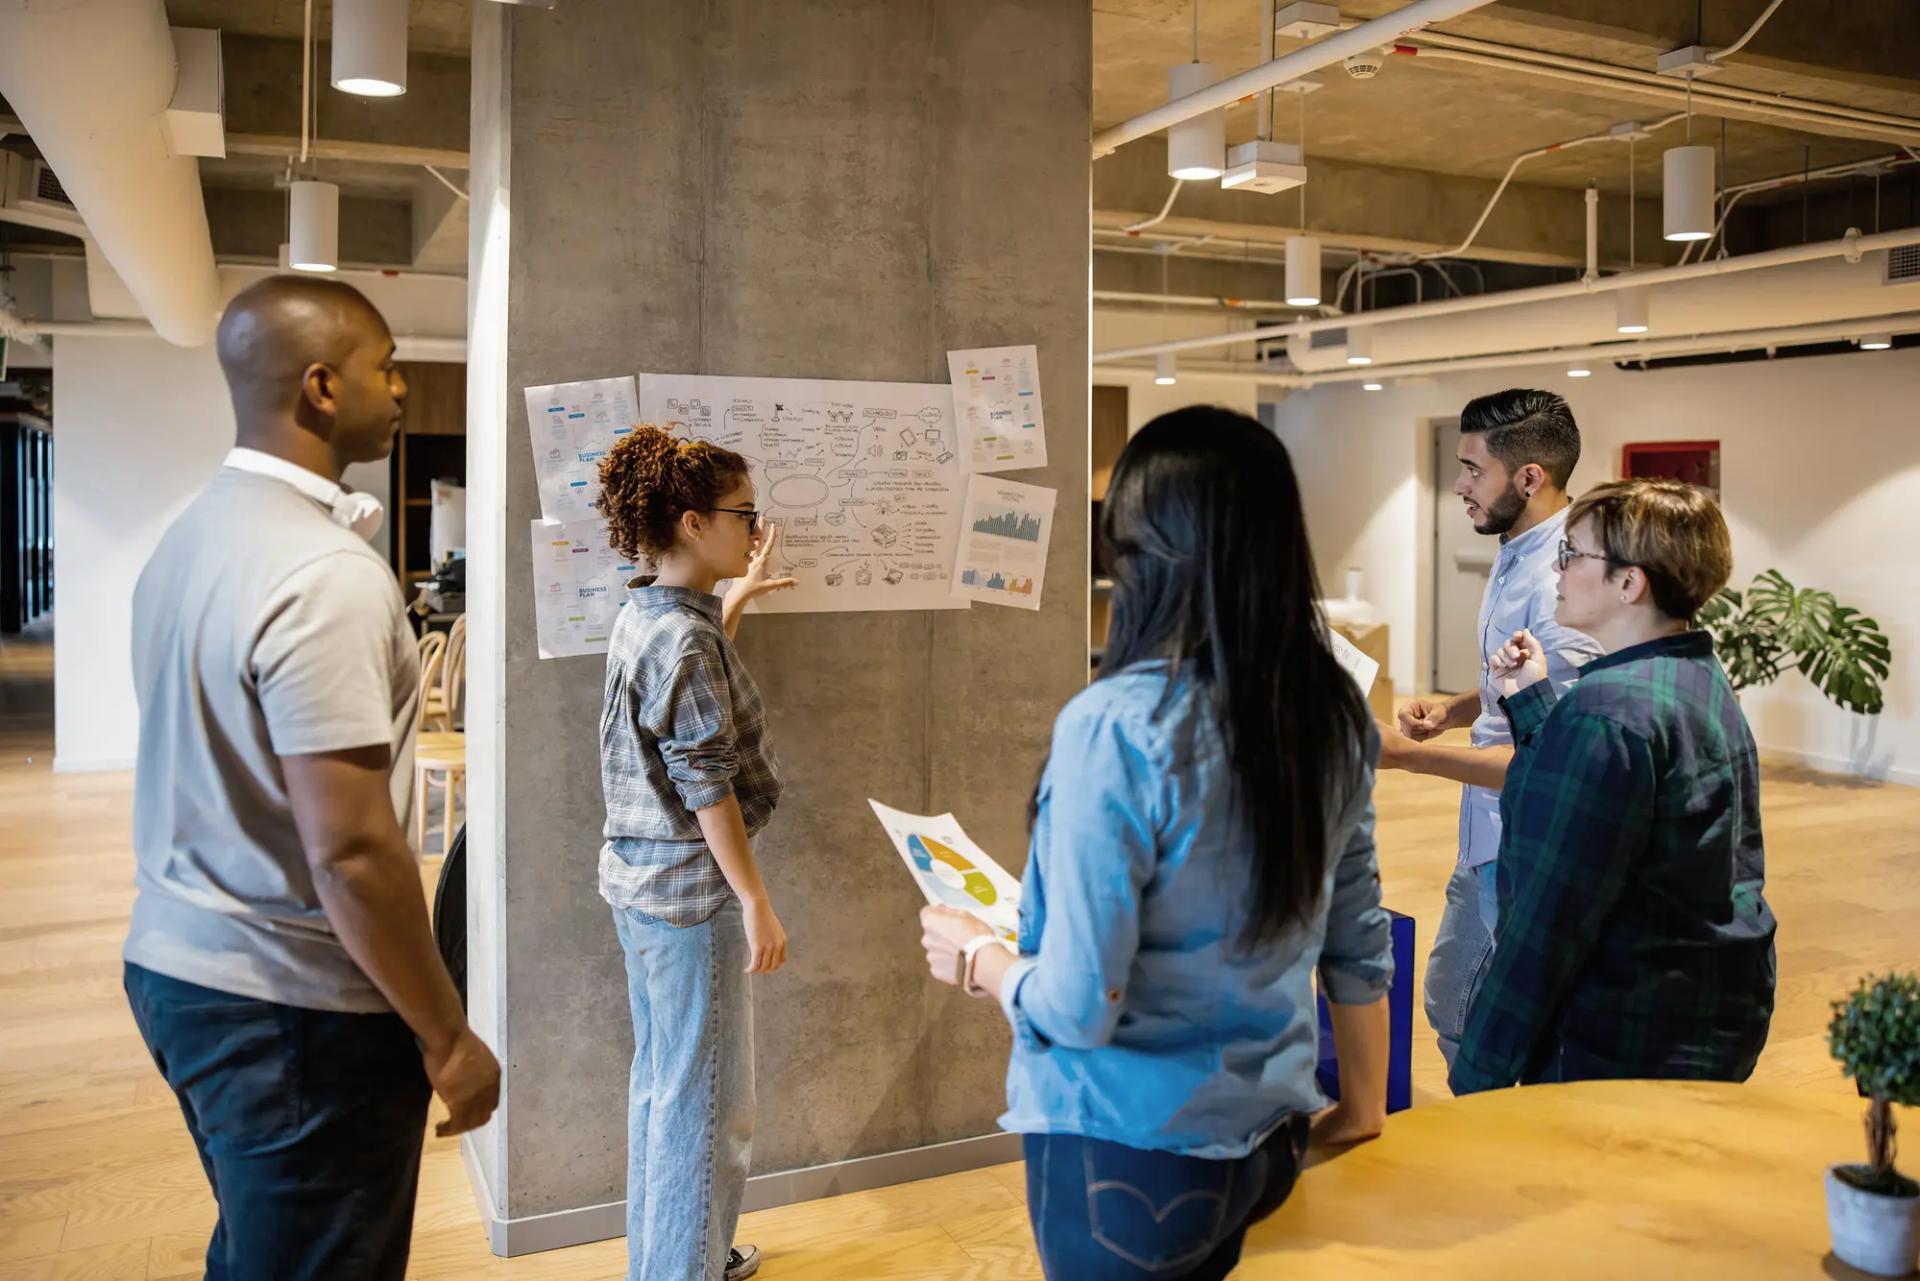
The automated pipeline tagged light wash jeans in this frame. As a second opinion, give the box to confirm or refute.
[1425,860,1499,1069]
[614,901,754,1281]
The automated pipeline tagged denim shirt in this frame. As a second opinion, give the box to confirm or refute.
[997,663,1393,1159]
[1459,506,1603,869]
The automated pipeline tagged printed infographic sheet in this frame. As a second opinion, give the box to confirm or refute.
[868,800,1022,944]
[950,474,1057,611]
[639,372,968,614]
[530,518,636,659]
[523,376,639,523]
[947,344,1047,473]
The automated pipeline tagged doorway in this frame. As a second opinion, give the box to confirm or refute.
[1429,416,1492,695]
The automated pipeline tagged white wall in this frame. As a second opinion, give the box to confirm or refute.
[1268,345,1920,785]
[1093,307,1269,432]
[48,333,402,772]
[51,334,232,771]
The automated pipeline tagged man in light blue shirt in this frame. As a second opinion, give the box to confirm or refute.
[1377,389,1602,1067]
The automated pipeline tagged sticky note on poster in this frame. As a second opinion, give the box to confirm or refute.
[948,344,1046,473]
[950,475,1056,612]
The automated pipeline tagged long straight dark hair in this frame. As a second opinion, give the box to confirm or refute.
[1096,406,1367,945]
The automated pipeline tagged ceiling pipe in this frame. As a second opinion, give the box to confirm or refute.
[1090,0,1499,159]
[24,317,468,362]
[1399,36,1920,146]
[0,0,222,346]
[1098,312,1920,388]
[1094,226,1920,362]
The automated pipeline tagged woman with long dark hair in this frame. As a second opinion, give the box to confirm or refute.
[920,407,1393,1281]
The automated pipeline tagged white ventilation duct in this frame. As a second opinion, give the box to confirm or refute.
[1283,252,1920,373]
[0,0,222,346]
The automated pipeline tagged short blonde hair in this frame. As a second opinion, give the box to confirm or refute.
[1566,478,1733,622]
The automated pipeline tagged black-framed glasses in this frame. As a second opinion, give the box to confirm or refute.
[1555,537,1611,572]
[706,506,762,531]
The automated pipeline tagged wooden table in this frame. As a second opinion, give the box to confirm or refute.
[1238,1080,1882,1279]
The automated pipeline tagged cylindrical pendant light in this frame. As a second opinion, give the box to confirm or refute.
[1285,235,1321,307]
[289,180,340,273]
[1165,62,1225,180]
[1663,145,1715,241]
[332,0,408,97]
[1616,286,1651,334]
[1154,351,1178,385]
[1346,325,1373,366]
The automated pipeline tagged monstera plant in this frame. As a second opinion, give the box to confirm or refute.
[1697,570,1892,715]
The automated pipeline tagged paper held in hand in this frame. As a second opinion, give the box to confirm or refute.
[868,799,1021,943]
[1328,630,1380,703]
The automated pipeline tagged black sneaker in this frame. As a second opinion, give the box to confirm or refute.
[725,1245,761,1280]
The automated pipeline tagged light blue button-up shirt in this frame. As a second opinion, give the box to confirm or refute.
[996,663,1393,1158]
[1459,506,1603,869]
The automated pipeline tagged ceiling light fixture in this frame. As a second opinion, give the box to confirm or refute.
[1346,325,1373,365]
[1362,381,1384,391]
[1155,351,1179,385]
[332,0,409,97]
[1663,73,1714,241]
[1860,334,1893,350]
[289,180,340,272]
[1616,286,1651,334]
[1166,6,1222,180]
[1285,235,1321,307]
[1567,363,1593,378]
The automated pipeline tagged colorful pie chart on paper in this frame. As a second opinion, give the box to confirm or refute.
[907,833,999,910]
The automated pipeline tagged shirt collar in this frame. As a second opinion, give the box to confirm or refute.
[1499,504,1570,559]
[626,580,725,623]
[224,447,343,510]
[1585,628,1714,674]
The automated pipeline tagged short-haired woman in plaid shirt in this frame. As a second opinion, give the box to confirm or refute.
[1452,478,1777,1096]
[594,425,796,1281]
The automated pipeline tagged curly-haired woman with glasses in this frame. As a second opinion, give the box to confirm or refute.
[594,424,795,1281]
[1451,477,1776,1096]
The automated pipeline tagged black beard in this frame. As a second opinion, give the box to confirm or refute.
[1474,483,1527,536]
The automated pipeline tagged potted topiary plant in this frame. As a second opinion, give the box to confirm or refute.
[1697,570,1892,714]
[1826,971,1920,1277]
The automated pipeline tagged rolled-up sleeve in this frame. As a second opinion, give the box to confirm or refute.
[1532,606,1603,700]
[1319,730,1393,1005]
[654,637,738,813]
[996,701,1159,1052]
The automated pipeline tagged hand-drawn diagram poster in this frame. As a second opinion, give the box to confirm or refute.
[638,372,969,613]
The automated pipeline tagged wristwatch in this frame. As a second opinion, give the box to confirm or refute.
[960,934,1013,998]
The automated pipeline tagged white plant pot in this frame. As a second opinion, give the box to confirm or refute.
[1827,1165,1920,1277]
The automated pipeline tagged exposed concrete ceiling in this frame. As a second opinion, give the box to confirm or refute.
[4,1,1916,289]
[163,0,472,55]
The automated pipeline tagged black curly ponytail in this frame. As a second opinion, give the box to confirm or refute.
[596,425,750,564]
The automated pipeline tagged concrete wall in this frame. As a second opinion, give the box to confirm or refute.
[1266,345,1920,785]
[463,0,1090,1236]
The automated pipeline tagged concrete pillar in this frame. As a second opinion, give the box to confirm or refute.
[464,1,1090,1255]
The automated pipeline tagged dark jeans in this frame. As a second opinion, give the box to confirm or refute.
[1023,1116,1310,1281]
[124,963,431,1281]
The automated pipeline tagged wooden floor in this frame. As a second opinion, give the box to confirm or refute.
[3,621,1915,1279]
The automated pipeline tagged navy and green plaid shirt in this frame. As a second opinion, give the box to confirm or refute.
[1450,630,1777,1095]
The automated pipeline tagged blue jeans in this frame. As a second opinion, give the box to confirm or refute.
[123,963,430,1281]
[614,902,754,1281]
[1425,859,1500,1067]
[1023,1117,1310,1281]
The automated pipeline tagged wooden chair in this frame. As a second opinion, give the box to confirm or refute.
[424,614,466,732]
[413,730,466,859]
[416,629,448,729]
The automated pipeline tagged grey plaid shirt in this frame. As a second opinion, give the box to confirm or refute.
[598,584,782,924]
